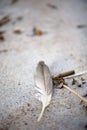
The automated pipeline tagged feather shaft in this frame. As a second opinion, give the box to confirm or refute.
[37,104,45,122]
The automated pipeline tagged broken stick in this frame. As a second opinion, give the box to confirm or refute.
[52,70,75,80]
[64,70,87,79]
[63,84,87,104]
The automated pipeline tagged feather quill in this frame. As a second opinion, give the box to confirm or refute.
[34,61,53,122]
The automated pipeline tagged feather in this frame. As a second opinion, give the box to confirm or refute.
[34,61,53,122]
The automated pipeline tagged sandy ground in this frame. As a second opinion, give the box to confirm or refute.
[0,0,87,129]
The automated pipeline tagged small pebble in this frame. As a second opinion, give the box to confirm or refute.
[13,27,22,34]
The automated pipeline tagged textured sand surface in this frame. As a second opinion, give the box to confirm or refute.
[0,0,87,129]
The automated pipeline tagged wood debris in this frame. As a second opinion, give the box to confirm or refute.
[77,84,82,87]
[16,16,23,21]
[0,31,5,34]
[11,0,18,4]
[13,27,22,34]
[24,122,28,125]
[0,15,10,26]
[0,34,5,41]
[0,49,8,53]
[77,24,87,29]
[0,128,8,130]
[33,27,43,36]
[84,124,87,129]
[71,76,86,86]
[83,105,87,111]
[53,77,67,86]
[53,70,75,80]
[81,77,85,81]
[53,70,87,104]
[82,81,86,84]
[72,78,77,85]
[47,3,58,9]
[65,71,87,79]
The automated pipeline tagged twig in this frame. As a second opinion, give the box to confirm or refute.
[0,15,10,26]
[0,49,8,53]
[64,71,87,79]
[63,84,87,104]
[52,70,75,80]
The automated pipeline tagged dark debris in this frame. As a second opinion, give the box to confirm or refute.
[77,24,87,29]
[0,15,10,26]
[53,78,67,89]
[32,27,43,36]
[77,84,82,88]
[11,0,18,4]
[81,77,85,81]
[84,124,87,129]
[72,78,77,85]
[83,94,87,98]
[0,34,5,41]
[83,105,87,111]
[47,3,58,9]
[13,27,22,34]
[16,16,23,21]
[0,49,8,53]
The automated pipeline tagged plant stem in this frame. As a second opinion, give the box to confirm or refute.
[52,70,75,80]
[64,71,87,79]
[63,84,87,104]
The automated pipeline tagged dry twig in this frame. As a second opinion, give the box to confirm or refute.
[0,15,10,26]
[63,84,87,104]
[52,70,75,80]
[64,71,87,79]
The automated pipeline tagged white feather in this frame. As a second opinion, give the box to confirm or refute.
[34,61,53,121]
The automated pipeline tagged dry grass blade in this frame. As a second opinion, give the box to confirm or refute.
[63,84,87,104]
